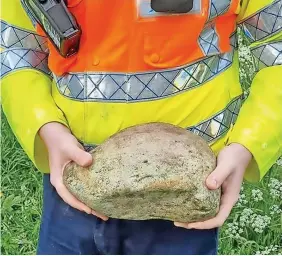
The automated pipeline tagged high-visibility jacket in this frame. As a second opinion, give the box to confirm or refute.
[1,0,281,182]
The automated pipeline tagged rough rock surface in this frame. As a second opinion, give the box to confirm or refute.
[63,123,220,222]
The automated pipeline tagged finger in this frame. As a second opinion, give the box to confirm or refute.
[174,206,229,230]
[69,146,93,167]
[206,164,233,190]
[55,182,92,214]
[50,161,108,219]
[91,210,109,221]
[49,159,65,186]
[48,155,91,214]
[175,190,238,229]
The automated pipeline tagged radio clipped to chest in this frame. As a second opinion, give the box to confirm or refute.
[22,0,81,58]
[22,0,194,58]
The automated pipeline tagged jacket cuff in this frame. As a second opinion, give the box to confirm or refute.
[227,66,282,182]
[228,130,281,182]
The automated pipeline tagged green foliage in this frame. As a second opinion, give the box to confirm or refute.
[1,113,42,255]
[218,164,282,255]
[1,113,281,255]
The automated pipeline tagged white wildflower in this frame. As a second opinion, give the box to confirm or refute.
[269,245,279,251]
[254,227,260,233]
[239,208,253,226]
[239,208,271,233]
[276,157,282,166]
[250,215,271,233]
[268,178,282,199]
[252,189,263,202]
[270,204,282,215]
[257,245,280,255]
[262,247,271,255]
[237,27,256,96]
[225,222,242,238]
[239,45,253,62]
[236,193,248,206]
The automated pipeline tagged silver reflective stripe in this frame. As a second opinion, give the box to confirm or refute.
[189,96,241,142]
[252,41,282,70]
[198,22,220,56]
[81,96,242,151]
[241,0,282,43]
[0,48,50,78]
[208,0,232,21]
[1,20,48,52]
[136,0,201,18]
[55,40,235,102]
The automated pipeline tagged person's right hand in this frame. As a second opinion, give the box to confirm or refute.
[39,122,108,221]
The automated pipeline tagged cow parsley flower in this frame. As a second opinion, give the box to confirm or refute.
[251,189,263,202]
[236,193,248,206]
[239,208,253,227]
[268,178,282,199]
[225,222,242,239]
[256,245,279,255]
[239,208,271,233]
[270,204,282,215]
[250,215,271,233]
[237,27,256,96]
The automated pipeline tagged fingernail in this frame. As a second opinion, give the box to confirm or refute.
[174,222,182,227]
[209,178,218,188]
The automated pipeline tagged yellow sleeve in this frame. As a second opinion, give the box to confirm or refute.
[228,0,282,182]
[1,0,68,173]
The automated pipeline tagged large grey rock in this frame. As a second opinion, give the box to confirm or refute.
[63,123,220,222]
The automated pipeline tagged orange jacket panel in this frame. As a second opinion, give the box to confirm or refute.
[37,0,239,75]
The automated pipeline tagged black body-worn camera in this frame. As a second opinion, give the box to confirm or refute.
[22,0,81,58]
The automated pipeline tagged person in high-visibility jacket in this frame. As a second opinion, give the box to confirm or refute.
[1,0,281,254]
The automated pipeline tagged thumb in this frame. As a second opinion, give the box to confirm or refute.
[206,164,233,190]
[70,147,93,167]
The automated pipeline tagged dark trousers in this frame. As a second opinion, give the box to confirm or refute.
[37,175,219,255]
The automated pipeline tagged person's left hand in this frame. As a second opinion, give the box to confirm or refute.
[174,143,252,230]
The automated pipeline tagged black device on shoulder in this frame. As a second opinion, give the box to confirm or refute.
[151,0,194,13]
[22,0,81,58]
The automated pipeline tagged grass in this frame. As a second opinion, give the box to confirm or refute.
[1,112,282,255]
[1,113,43,254]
